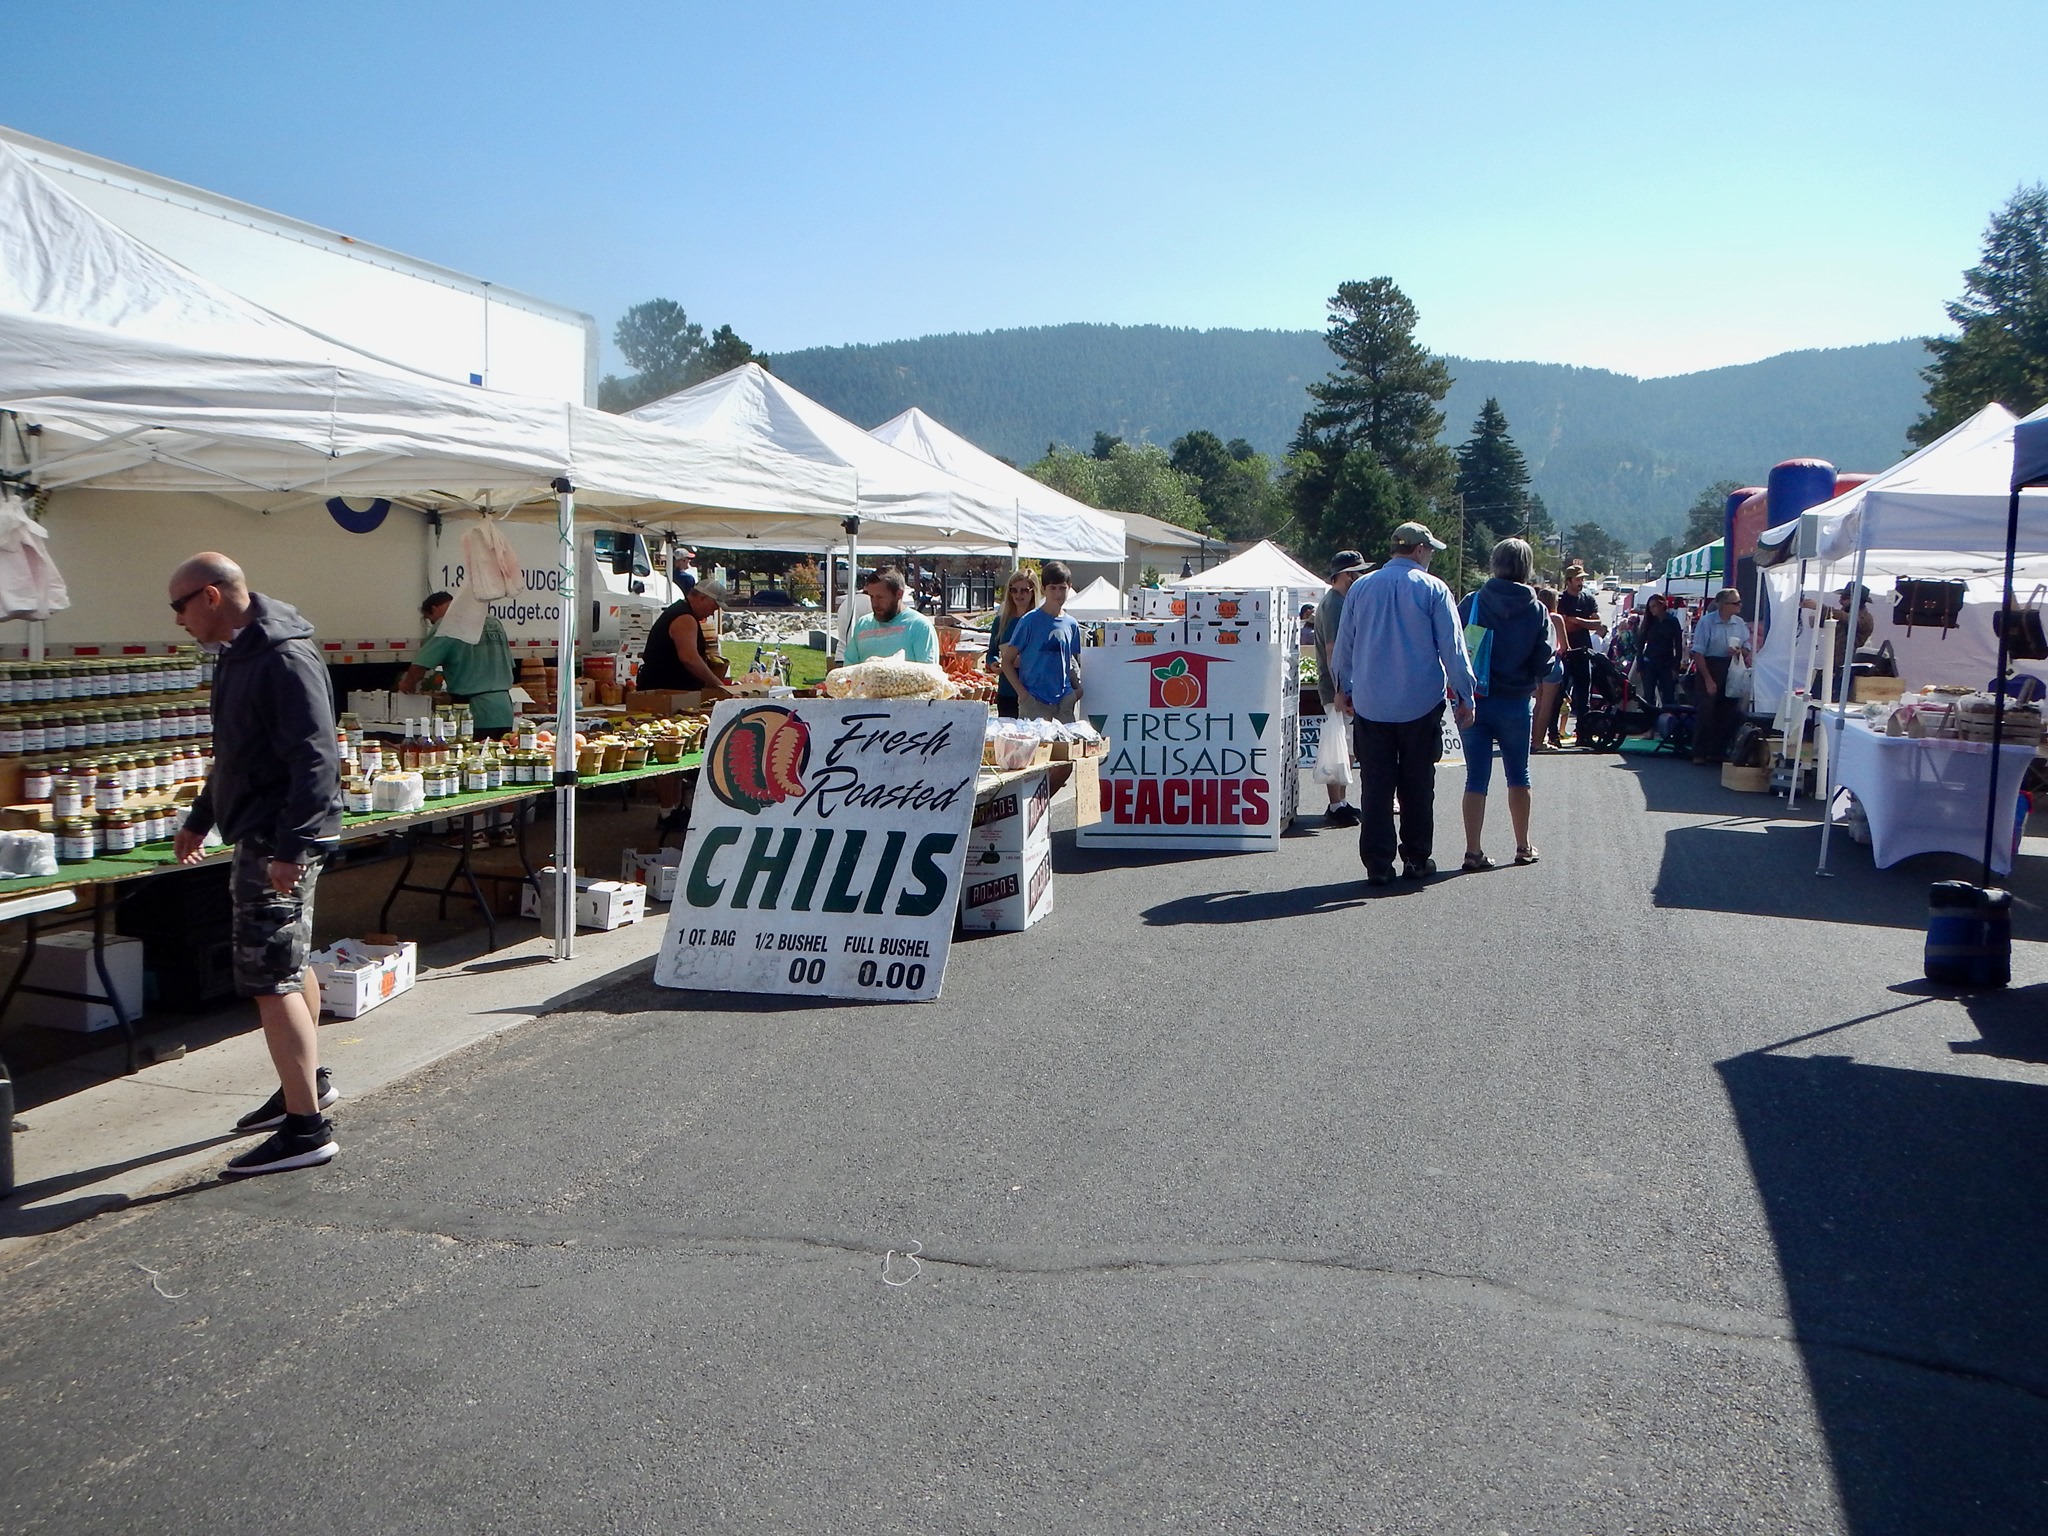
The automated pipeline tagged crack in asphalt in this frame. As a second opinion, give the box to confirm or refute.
[212,1203,2048,1405]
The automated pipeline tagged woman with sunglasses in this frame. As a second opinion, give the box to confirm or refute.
[985,569,1040,718]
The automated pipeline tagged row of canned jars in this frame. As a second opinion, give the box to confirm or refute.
[54,804,187,861]
[0,702,212,756]
[0,653,210,704]
[31,748,214,812]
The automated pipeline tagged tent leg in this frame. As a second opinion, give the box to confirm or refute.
[1815,544,1870,876]
[1982,487,2023,881]
[552,478,578,959]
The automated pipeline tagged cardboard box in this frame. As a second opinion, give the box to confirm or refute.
[1186,590,1272,622]
[958,839,1055,932]
[969,769,1053,852]
[1187,618,1277,646]
[1721,763,1771,793]
[626,689,706,715]
[522,870,649,932]
[17,932,144,1032]
[620,847,685,902]
[310,939,419,1020]
[1098,620,1184,649]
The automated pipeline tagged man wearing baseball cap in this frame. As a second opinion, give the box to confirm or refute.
[1313,550,1373,827]
[1325,521,1476,885]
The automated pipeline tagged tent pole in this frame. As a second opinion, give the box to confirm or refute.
[1816,542,1870,876]
[1981,484,2023,880]
[551,476,577,959]
[823,544,834,642]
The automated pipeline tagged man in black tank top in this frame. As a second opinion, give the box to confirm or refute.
[640,582,732,696]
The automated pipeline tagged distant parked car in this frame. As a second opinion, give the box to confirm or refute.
[746,588,800,609]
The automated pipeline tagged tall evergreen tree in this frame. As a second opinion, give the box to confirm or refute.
[1452,397,1531,549]
[1912,184,2048,445]
[1302,278,1456,498]
[598,299,767,412]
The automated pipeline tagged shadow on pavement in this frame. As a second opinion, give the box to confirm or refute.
[1,1133,239,1238]
[1946,981,2048,1066]
[1608,753,1793,816]
[1141,880,1369,926]
[1654,818,2048,938]
[1718,1050,2048,1535]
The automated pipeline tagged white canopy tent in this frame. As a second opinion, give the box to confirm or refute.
[1752,406,2032,709]
[1066,576,1126,620]
[868,407,1126,563]
[0,140,874,954]
[1737,403,2048,873]
[1170,539,1326,608]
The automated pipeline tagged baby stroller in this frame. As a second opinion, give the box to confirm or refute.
[1572,651,1656,752]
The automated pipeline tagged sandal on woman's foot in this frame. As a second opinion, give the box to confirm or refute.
[1515,846,1541,865]
[1461,851,1496,872]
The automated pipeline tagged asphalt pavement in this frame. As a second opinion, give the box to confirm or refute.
[3,750,2045,1535]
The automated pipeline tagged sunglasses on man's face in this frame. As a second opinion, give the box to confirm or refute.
[168,585,214,615]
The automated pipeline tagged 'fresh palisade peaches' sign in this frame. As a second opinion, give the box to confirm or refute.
[1077,636,1296,853]
[654,699,985,1002]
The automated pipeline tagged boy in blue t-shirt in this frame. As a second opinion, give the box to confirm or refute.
[1000,561,1085,722]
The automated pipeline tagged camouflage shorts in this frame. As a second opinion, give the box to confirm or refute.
[231,840,323,997]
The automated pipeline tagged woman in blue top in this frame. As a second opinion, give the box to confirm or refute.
[984,569,1040,718]
[1000,561,1085,722]
[1459,539,1554,871]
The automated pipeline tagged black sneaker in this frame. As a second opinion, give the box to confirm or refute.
[1325,803,1360,827]
[1365,867,1395,888]
[221,1117,338,1178]
[234,1068,339,1134]
[1400,858,1437,881]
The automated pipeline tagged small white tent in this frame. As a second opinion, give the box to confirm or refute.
[1170,539,1326,608]
[869,407,1125,563]
[1066,576,1125,620]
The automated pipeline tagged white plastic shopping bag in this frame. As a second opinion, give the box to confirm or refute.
[1314,711,1353,787]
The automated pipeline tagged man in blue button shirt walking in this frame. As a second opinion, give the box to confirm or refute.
[1327,522,1478,885]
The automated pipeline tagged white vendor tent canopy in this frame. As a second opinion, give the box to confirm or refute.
[1170,539,1326,607]
[869,407,1126,563]
[0,142,840,521]
[628,366,1021,554]
[1751,405,2046,708]
[1065,576,1126,620]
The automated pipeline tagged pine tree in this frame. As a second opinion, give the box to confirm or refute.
[1452,397,1531,550]
[1911,184,2048,445]
[1302,278,1455,499]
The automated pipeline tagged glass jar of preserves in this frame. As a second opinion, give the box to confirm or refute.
[94,770,125,810]
[54,816,95,863]
[51,776,86,818]
[22,764,53,801]
[344,778,376,814]
[100,809,136,854]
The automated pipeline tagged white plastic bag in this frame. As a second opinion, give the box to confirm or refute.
[1725,656,1753,702]
[1314,711,1352,787]
[461,518,522,602]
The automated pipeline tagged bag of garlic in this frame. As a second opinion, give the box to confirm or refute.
[820,655,952,700]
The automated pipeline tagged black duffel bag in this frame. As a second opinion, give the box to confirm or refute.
[1894,577,1966,635]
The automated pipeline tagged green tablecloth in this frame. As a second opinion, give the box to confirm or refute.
[0,754,702,900]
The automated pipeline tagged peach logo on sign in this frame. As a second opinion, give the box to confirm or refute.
[1215,599,1240,618]
[1135,650,1220,709]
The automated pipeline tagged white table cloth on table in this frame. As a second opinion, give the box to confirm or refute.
[1830,722,2035,875]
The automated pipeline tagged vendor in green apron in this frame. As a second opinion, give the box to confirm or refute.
[399,591,517,739]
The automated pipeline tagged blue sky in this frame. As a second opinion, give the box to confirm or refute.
[8,1,2043,378]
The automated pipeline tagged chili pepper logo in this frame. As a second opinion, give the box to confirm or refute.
[706,705,809,814]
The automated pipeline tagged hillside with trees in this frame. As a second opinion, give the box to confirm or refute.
[770,326,1927,550]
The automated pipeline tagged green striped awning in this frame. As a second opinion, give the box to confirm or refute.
[1666,539,1724,580]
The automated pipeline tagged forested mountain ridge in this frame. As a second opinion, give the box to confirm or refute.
[770,325,1928,548]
